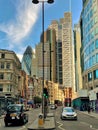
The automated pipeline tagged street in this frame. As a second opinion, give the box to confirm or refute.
[55,107,98,130]
[0,108,40,130]
[0,106,98,130]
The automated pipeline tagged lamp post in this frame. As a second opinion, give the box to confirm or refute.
[32,0,54,118]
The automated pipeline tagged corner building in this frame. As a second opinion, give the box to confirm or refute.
[80,0,98,109]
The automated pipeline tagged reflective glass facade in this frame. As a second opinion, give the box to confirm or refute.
[22,46,33,75]
[81,0,98,71]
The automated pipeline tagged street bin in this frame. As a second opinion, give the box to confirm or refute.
[38,113,44,127]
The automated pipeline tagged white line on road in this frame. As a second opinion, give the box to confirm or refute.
[80,122,98,130]
[56,121,66,130]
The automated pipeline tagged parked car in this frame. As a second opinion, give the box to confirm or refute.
[61,107,77,120]
[4,104,28,126]
[50,104,57,110]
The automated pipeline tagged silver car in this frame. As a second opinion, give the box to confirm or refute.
[61,107,77,120]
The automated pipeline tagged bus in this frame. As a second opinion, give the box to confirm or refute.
[64,98,71,107]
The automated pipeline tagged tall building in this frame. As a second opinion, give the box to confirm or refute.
[80,0,98,109]
[73,24,83,95]
[36,29,56,82]
[49,12,74,98]
[22,46,34,76]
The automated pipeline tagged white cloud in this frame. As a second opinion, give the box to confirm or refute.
[0,0,40,48]
[17,53,23,62]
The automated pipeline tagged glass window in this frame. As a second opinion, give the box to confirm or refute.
[0,84,3,91]
[1,63,4,69]
[90,10,93,18]
[0,73,4,79]
[7,85,12,92]
[95,16,98,23]
[95,27,98,35]
[6,63,10,69]
[94,70,98,79]
[89,57,92,67]
[88,72,92,81]
[95,39,98,49]
[92,42,95,51]
[92,55,96,65]
[96,53,98,63]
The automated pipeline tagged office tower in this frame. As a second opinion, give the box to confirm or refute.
[80,0,98,109]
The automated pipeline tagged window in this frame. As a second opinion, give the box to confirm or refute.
[92,55,96,65]
[95,39,98,49]
[1,63,4,69]
[6,63,10,69]
[94,70,98,79]
[0,84,3,92]
[96,53,98,63]
[7,85,12,92]
[1,53,5,58]
[0,73,4,79]
[88,72,92,81]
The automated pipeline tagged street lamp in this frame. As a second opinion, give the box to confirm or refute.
[32,0,54,118]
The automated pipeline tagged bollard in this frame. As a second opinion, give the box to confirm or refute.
[38,113,44,127]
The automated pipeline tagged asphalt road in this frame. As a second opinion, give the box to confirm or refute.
[54,106,98,130]
[0,108,40,130]
[0,106,98,130]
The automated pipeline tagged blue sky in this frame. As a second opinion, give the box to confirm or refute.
[0,0,82,61]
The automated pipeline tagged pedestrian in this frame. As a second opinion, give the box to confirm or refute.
[87,105,91,113]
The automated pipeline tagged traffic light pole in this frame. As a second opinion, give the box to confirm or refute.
[42,1,45,118]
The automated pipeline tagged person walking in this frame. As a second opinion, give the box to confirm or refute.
[87,105,91,113]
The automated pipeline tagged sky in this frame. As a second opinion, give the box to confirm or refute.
[0,0,82,61]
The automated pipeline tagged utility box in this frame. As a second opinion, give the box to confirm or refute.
[38,113,44,127]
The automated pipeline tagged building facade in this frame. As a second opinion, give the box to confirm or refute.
[80,0,98,109]
[73,24,83,98]
[0,49,21,108]
[22,46,33,76]
[36,29,56,82]
[49,12,74,99]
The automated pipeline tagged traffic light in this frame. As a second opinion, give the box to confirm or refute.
[43,88,49,98]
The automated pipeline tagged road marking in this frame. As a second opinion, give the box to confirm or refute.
[80,122,97,130]
[0,123,1,127]
[56,121,66,130]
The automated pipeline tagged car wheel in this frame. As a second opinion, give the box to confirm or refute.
[27,117,28,123]
[5,122,8,127]
[21,118,25,125]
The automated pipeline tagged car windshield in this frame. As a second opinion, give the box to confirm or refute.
[7,105,22,112]
[63,108,74,112]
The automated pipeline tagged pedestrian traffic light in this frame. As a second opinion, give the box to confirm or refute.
[43,88,49,98]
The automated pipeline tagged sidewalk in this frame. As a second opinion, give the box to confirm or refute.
[80,110,98,119]
[27,113,56,130]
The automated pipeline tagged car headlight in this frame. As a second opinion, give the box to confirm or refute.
[73,113,77,117]
[16,115,20,119]
[62,113,67,116]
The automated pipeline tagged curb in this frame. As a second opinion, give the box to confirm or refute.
[28,115,55,130]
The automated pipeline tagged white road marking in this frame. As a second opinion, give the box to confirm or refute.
[80,122,98,130]
[56,121,66,130]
